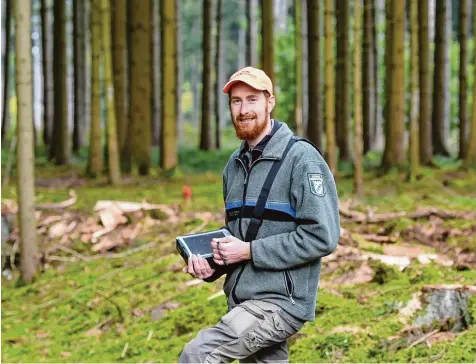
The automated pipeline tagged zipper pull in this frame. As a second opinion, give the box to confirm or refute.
[243,175,248,185]
[289,295,296,305]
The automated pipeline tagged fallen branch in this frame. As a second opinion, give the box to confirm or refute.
[407,329,439,350]
[57,245,90,262]
[36,190,77,210]
[360,234,398,243]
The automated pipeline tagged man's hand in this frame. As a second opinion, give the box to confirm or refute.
[182,254,215,280]
[211,236,251,265]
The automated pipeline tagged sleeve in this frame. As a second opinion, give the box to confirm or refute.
[250,155,340,270]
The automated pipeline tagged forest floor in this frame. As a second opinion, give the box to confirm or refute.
[1,148,476,362]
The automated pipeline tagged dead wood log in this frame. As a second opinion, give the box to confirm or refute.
[36,190,77,210]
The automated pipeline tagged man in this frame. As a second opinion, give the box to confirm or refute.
[179,67,340,363]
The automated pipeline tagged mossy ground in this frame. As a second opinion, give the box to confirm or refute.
[2,149,476,362]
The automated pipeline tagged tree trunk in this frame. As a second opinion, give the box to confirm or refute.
[15,0,38,283]
[1,0,12,144]
[294,0,303,136]
[363,0,376,153]
[458,0,469,159]
[87,0,103,177]
[246,0,258,67]
[111,0,127,149]
[418,0,432,164]
[307,0,322,146]
[200,0,213,150]
[262,0,275,86]
[52,0,69,165]
[353,0,363,198]
[301,0,309,135]
[41,0,53,146]
[464,2,476,169]
[215,0,224,149]
[160,0,178,170]
[151,0,159,147]
[431,0,450,157]
[370,0,382,148]
[325,0,337,173]
[335,0,351,161]
[100,0,121,185]
[409,0,419,182]
[237,0,246,69]
[130,0,151,175]
[382,0,393,168]
[382,0,405,170]
[176,0,183,142]
[73,0,86,153]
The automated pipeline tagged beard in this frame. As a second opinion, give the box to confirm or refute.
[232,105,269,141]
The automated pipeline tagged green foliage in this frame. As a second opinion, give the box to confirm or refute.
[274,26,297,129]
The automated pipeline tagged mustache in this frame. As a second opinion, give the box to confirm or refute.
[236,113,257,121]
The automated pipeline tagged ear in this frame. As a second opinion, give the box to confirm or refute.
[268,95,276,113]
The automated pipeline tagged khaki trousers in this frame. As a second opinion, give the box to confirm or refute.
[179,300,304,363]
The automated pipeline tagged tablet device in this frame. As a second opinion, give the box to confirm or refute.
[176,228,232,264]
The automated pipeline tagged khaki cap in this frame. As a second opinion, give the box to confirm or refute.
[223,66,273,95]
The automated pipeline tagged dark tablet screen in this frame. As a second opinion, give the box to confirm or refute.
[182,231,226,256]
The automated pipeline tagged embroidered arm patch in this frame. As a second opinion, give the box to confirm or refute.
[308,173,326,196]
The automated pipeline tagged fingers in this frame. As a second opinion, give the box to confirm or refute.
[187,254,194,275]
[191,254,213,279]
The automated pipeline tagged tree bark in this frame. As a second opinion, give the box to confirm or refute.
[40,0,53,146]
[87,0,103,176]
[100,0,121,185]
[200,0,213,150]
[431,0,450,157]
[458,0,469,159]
[73,0,86,153]
[151,0,159,147]
[215,0,224,149]
[307,0,322,146]
[353,0,363,198]
[52,0,69,164]
[294,0,303,136]
[463,2,476,168]
[383,0,406,170]
[301,0,309,135]
[237,0,246,69]
[325,0,337,173]
[111,0,127,150]
[371,0,380,147]
[246,0,258,67]
[409,0,419,182]
[15,0,38,283]
[382,0,393,168]
[160,0,178,170]
[1,0,12,144]
[418,0,432,164]
[363,0,376,153]
[335,0,351,161]
[176,0,183,142]
[130,0,152,175]
[262,0,275,86]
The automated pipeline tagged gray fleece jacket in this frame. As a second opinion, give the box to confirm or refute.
[211,122,340,321]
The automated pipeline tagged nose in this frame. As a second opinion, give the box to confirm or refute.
[240,102,248,115]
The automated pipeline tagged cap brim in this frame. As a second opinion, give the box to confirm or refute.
[222,79,267,94]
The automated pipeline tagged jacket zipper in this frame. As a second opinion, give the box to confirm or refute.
[284,270,296,305]
[230,156,278,305]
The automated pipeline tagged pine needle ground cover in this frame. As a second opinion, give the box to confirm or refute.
[2,154,476,362]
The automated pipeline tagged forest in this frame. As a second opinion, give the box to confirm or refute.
[1,0,476,362]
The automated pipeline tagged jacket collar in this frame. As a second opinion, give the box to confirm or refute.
[238,121,294,160]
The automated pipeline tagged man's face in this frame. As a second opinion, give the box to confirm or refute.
[229,82,274,141]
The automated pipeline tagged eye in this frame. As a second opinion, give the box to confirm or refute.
[232,99,241,105]
[249,98,257,103]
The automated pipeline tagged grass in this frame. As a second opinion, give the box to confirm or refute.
[2,144,476,362]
